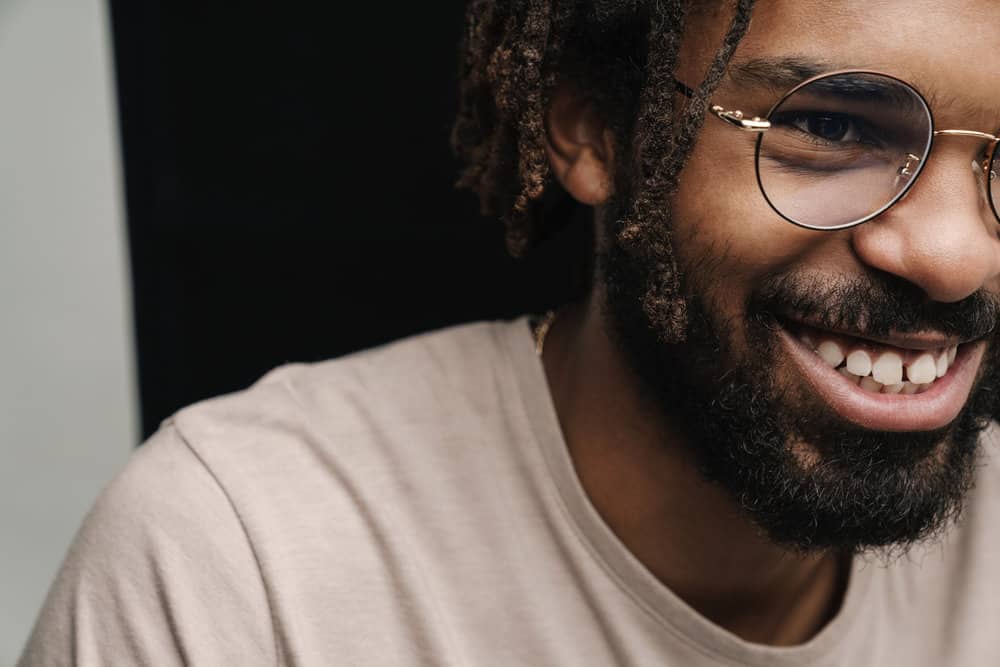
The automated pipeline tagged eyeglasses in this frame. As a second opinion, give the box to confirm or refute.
[676,71,1000,231]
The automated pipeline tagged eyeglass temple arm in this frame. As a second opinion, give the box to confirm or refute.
[673,79,771,132]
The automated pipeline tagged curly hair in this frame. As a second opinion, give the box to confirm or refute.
[452,0,756,338]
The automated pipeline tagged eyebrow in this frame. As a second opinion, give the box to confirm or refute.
[726,56,925,112]
[726,57,1000,128]
[727,56,837,91]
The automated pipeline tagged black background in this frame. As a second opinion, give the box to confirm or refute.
[109,3,592,438]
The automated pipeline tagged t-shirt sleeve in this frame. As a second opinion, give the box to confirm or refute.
[18,423,277,666]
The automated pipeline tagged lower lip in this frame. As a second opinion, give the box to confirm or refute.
[778,327,986,431]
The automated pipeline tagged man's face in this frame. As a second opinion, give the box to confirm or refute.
[603,0,1000,553]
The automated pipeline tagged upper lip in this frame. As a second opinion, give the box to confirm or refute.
[782,317,977,351]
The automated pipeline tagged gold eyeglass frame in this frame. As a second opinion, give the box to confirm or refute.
[676,70,1000,231]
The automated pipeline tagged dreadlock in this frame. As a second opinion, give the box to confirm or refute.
[452,0,756,339]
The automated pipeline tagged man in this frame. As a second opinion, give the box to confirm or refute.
[20,0,1000,664]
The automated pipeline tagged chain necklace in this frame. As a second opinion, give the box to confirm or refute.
[533,310,559,357]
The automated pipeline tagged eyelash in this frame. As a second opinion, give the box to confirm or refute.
[773,112,881,148]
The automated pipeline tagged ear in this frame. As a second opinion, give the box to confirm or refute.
[545,85,615,206]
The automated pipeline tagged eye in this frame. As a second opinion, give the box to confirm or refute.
[787,113,863,143]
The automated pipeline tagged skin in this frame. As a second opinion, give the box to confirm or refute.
[542,0,1000,646]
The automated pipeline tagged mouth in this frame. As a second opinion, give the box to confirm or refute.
[776,319,987,431]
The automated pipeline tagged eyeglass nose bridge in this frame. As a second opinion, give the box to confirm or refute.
[934,129,1000,142]
[899,130,999,182]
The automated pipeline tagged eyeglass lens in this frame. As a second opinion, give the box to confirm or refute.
[756,72,934,230]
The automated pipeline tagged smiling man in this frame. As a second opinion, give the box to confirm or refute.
[20,1,1000,665]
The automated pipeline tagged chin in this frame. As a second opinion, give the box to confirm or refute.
[673,343,994,554]
[600,224,1000,554]
[605,292,996,555]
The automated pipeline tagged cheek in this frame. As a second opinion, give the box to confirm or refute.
[670,124,824,292]
[667,124,843,352]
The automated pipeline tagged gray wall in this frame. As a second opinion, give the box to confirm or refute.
[0,0,137,661]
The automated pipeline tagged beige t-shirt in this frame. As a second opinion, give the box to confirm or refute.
[19,318,1000,666]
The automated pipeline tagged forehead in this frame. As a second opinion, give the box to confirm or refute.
[688,0,1000,124]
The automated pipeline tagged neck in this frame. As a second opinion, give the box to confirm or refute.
[541,295,849,646]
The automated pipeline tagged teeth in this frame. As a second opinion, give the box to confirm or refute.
[859,376,882,392]
[839,367,862,385]
[817,341,845,368]
[936,351,949,378]
[802,332,961,395]
[906,353,937,385]
[846,350,872,377]
[871,352,903,386]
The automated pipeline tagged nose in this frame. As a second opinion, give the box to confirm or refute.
[851,148,1000,303]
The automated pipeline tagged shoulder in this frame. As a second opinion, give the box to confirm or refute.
[169,318,531,479]
[20,425,276,664]
[52,424,261,581]
[154,318,543,655]
[21,319,538,664]
[149,318,539,560]
[176,318,523,429]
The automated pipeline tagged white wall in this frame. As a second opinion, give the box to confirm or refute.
[0,0,137,661]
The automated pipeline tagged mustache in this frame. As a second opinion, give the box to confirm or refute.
[750,272,1000,341]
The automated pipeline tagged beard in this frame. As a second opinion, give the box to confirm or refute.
[599,212,1000,556]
